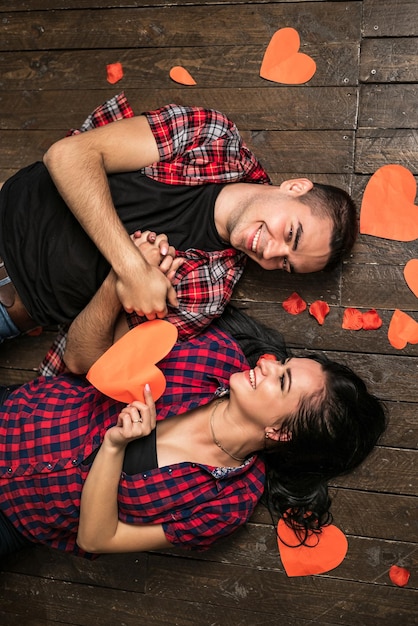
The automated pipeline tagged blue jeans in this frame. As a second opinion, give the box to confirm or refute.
[0,302,20,342]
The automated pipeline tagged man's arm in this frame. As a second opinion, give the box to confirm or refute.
[43,116,178,319]
[64,232,183,374]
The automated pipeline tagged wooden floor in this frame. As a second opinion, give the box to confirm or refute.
[0,1,417,624]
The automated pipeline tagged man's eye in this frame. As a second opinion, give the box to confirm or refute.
[280,374,285,391]
[283,257,288,268]
[287,227,293,242]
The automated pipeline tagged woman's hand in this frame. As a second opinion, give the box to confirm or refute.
[104,384,156,449]
[131,230,184,282]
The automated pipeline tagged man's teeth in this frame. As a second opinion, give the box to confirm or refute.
[249,369,256,389]
[252,227,261,253]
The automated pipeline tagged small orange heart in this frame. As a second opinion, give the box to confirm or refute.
[360,165,418,241]
[169,66,197,86]
[87,320,178,403]
[277,519,348,577]
[388,309,418,350]
[260,27,316,85]
[404,259,418,298]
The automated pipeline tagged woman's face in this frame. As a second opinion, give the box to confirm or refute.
[229,356,326,430]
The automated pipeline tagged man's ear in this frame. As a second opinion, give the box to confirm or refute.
[280,178,313,197]
[265,428,292,442]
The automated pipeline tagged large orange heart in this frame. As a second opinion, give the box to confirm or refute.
[277,519,348,577]
[87,320,178,403]
[260,27,316,85]
[360,165,418,241]
[388,309,418,350]
[404,259,418,298]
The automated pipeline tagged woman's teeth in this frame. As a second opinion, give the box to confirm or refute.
[252,226,261,253]
[249,369,256,389]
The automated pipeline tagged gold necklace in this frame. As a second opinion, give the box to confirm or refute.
[209,399,246,463]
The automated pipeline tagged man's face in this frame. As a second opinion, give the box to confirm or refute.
[226,187,333,273]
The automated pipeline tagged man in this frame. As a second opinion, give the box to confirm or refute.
[0,92,357,343]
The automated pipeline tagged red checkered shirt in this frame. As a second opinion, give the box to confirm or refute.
[39,93,270,377]
[1,327,265,557]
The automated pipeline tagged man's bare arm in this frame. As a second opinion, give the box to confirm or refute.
[43,116,178,319]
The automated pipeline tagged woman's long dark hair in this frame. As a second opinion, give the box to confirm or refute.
[214,305,387,542]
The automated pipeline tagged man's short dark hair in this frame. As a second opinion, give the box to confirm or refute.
[299,183,358,271]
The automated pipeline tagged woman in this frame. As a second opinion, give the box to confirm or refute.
[0,303,386,558]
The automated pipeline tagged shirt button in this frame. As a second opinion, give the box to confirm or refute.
[7,468,12,473]
[142,473,148,479]
[47,463,52,470]
[168,468,172,474]
[72,459,78,465]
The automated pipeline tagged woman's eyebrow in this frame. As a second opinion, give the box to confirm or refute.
[287,367,292,393]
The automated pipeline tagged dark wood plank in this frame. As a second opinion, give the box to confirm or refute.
[0,87,358,131]
[0,43,359,91]
[5,0,328,10]
[0,4,361,51]
[360,39,418,83]
[359,85,418,129]
[145,554,417,625]
[363,0,418,37]
[355,129,418,174]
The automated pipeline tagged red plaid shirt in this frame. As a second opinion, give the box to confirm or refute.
[1,328,265,557]
[40,93,270,376]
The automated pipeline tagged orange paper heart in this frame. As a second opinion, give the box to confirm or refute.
[360,165,418,241]
[169,66,197,86]
[282,292,307,315]
[260,27,316,85]
[87,320,178,403]
[277,519,348,577]
[404,259,418,298]
[388,309,418,350]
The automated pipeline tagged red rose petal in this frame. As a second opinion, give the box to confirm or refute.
[389,565,410,587]
[362,309,383,330]
[309,300,330,325]
[282,292,307,315]
[342,308,363,330]
[106,62,124,84]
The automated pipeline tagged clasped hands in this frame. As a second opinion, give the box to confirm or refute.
[115,230,184,320]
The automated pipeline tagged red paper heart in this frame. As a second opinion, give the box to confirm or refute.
[360,165,418,241]
[87,320,178,403]
[388,309,418,349]
[362,309,383,330]
[277,519,348,577]
[342,308,363,330]
[260,27,316,85]
[404,259,418,298]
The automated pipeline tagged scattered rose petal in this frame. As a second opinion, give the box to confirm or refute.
[309,300,330,325]
[342,308,363,330]
[106,62,124,84]
[362,309,383,330]
[169,66,197,85]
[389,565,410,587]
[282,292,307,315]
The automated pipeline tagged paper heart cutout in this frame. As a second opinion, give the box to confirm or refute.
[277,519,348,577]
[87,320,178,403]
[169,66,197,85]
[360,165,418,241]
[260,27,316,85]
[388,309,418,350]
[404,259,418,298]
